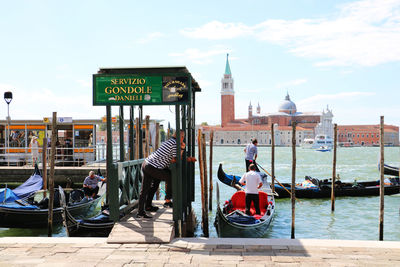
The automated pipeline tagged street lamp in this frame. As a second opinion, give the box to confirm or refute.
[4,91,12,165]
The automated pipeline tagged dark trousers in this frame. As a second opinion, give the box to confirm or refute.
[245,159,260,172]
[245,193,260,215]
[83,186,99,197]
[138,161,172,214]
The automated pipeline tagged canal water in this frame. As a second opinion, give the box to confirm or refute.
[193,146,400,241]
[1,146,399,240]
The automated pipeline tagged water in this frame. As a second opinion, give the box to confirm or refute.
[193,146,400,240]
[1,146,399,240]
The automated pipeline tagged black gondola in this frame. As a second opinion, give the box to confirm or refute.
[382,164,399,176]
[214,183,275,238]
[64,208,114,237]
[0,188,103,228]
[218,163,400,199]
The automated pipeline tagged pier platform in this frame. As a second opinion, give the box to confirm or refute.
[0,237,399,266]
[108,200,175,244]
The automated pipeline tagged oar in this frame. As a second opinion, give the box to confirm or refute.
[256,162,301,203]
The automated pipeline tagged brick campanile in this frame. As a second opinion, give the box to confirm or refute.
[221,54,235,127]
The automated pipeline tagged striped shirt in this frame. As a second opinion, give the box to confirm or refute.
[145,137,177,169]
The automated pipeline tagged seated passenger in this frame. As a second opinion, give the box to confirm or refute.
[83,171,106,200]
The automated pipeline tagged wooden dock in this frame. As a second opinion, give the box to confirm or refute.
[107,200,174,244]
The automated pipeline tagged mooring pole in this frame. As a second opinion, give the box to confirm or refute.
[119,106,124,162]
[129,106,134,160]
[145,115,150,157]
[138,106,143,159]
[209,130,214,211]
[379,116,385,241]
[291,121,296,239]
[42,137,47,198]
[47,112,57,237]
[271,124,275,192]
[331,123,337,212]
[197,129,206,236]
[201,132,209,237]
[155,122,161,200]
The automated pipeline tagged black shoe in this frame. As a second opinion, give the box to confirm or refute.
[136,212,152,218]
[163,201,173,208]
[145,206,159,212]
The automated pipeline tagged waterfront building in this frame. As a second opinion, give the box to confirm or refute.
[198,54,332,146]
[337,125,399,146]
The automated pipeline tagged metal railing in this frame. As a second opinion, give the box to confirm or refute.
[108,159,144,221]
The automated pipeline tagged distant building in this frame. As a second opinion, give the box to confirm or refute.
[337,125,399,146]
[199,54,332,146]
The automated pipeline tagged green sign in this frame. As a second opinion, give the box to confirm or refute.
[93,75,189,105]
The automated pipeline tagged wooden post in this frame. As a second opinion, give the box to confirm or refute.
[197,129,206,236]
[271,124,275,192]
[331,123,337,212]
[145,115,150,157]
[209,130,214,211]
[42,137,47,198]
[155,123,160,200]
[291,121,296,239]
[201,133,209,237]
[48,112,57,237]
[119,106,124,162]
[135,118,139,160]
[129,106,134,160]
[379,116,384,241]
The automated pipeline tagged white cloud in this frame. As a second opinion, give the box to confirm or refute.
[276,79,308,88]
[181,0,400,67]
[169,47,232,64]
[136,32,164,44]
[298,91,375,109]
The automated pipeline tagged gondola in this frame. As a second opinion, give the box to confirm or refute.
[0,164,43,203]
[382,163,399,176]
[64,208,114,237]
[218,163,400,199]
[214,183,275,238]
[0,188,103,228]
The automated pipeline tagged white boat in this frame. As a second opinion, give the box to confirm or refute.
[301,134,333,149]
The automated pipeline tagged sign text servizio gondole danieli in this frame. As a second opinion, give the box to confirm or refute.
[93,75,188,105]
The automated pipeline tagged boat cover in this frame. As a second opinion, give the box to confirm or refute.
[12,173,43,199]
[0,188,20,203]
[0,198,39,210]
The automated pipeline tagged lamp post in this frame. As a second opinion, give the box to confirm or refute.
[4,91,12,166]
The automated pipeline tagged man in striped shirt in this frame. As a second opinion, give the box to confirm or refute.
[137,131,185,218]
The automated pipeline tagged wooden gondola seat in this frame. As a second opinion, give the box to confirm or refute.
[230,191,269,217]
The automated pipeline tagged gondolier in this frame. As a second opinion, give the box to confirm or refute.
[137,131,186,219]
[239,164,263,215]
[244,139,260,172]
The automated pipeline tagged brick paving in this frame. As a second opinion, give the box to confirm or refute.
[0,237,399,266]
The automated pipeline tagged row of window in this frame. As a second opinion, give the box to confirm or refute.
[341,133,379,138]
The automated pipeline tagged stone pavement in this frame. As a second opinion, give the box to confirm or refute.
[0,237,399,266]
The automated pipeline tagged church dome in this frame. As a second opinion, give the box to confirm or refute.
[278,93,297,114]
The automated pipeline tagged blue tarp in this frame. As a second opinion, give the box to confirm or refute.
[0,188,20,203]
[0,201,39,210]
[13,174,43,199]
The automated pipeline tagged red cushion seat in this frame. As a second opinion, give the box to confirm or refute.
[230,191,269,217]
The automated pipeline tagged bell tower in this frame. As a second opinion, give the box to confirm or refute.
[221,54,235,127]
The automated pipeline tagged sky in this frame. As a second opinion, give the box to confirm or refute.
[0,0,399,128]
